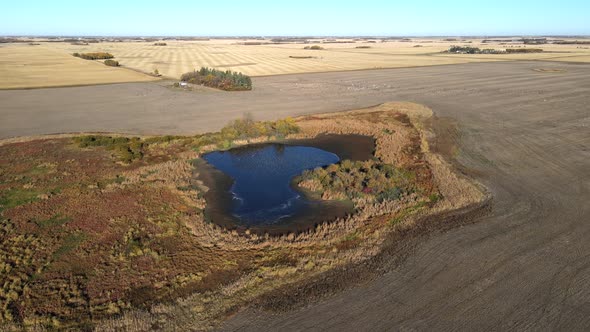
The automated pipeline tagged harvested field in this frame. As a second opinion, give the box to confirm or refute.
[0,44,157,89]
[2,37,589,88]
[547,54,590,62]
[25,40,479,79]
[1,61,588,140]
[1,60,590,330]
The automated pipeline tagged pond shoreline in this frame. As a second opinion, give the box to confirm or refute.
[195,134,374,234]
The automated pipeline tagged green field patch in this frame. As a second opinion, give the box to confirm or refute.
[0,188,40,212]
[35,215,72,228]
[53,233,86,259]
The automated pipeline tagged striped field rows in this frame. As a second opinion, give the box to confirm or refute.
[49,40,590,79]
[3,39,590,88]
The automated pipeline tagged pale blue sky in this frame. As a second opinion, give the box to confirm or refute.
[1,0,588,36]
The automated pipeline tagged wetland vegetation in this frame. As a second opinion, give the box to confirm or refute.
[0,103,484,330]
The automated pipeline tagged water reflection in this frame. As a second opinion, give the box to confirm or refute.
[203,144,339,225]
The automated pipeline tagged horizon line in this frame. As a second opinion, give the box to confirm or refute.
[3,34,590,38]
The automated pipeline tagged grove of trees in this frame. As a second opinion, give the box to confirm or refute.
[180,67,252,91]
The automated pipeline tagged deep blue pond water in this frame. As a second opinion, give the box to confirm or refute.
[202,144,340,224]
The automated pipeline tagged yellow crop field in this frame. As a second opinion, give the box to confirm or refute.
[2,38,589,88]
[44,40,497,79]
[0,44,157,89]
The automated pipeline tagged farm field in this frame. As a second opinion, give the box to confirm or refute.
[2,0,590,330]
[0,44,157,89]
[44,39,482,78]
[2,37,589,88]
[45,38,590,78]
[1,57,590,330]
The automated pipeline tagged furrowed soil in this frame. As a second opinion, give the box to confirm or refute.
[1,60,590,330]
[219,63,590,330]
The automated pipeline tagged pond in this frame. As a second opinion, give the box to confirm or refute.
[203,144,339,224]
[198,134,374,232]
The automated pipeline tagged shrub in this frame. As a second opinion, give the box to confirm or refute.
[104,59,119,67]
[218,115,299,141]
[72,116,298,162]
[180,67,252,91]
[72,52,114,60]
[304,45,324,50]
[274,118,299,138]
[447,46,504,54]
[297,159,416,203]
[154,42,167,46]
[448,46,481,54]
[72,136,144,163]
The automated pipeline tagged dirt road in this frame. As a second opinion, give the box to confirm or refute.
[2,61,590,330]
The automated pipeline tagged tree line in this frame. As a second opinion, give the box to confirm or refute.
[72,52,114,60]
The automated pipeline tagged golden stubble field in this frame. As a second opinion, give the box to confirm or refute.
[1,37,590,88]
[0,43,158,89]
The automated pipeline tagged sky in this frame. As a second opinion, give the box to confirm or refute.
[1,0,589,36]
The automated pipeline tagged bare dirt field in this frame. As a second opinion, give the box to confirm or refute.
[1,60,590,330]
[2,37,590,88]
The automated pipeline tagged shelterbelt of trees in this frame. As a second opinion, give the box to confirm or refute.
[446,45,543,54]
[72,52,114,60]
[180,67,252,91]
